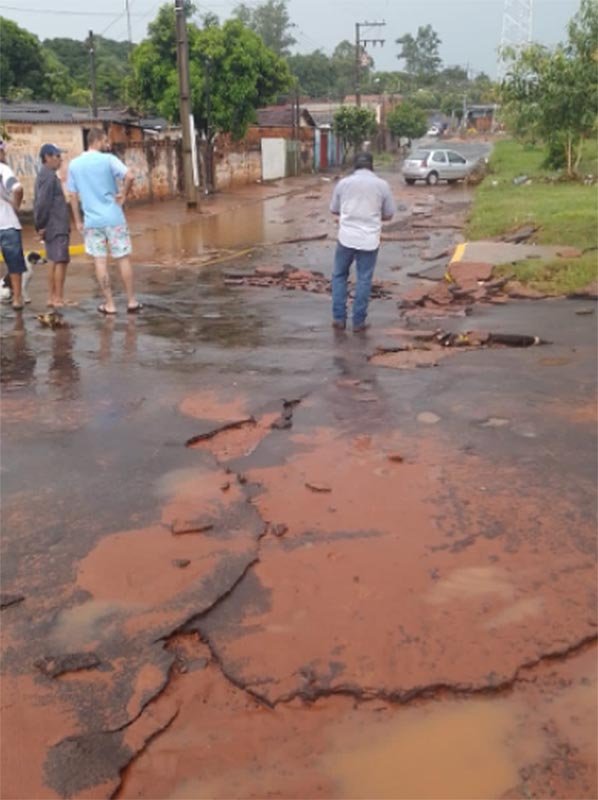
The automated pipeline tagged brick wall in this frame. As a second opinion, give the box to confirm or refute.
[4,122,182,212]
[4,122,84,212]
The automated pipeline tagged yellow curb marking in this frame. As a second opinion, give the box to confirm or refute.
[450,242,467,264]
[445,242,467,282]
[0,243,86,263]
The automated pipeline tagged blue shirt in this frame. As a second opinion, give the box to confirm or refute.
[330,169,396,250]
[66,151,128,228]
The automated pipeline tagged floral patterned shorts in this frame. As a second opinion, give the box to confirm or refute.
[84,225,132,259]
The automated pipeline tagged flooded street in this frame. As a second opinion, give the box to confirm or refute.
[1,160,596,799]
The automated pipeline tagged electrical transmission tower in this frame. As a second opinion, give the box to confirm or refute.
[498,0,533,80]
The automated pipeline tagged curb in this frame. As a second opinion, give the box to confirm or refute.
[450,243,467,264]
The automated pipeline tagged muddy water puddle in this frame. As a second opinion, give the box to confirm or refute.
[132,195,321,262]
[119,646,597,800]
[325,698,539,800]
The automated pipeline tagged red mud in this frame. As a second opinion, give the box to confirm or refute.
[198,429,597,707]
[178,390,250,423]
[115,643,597,800]
[0,675,78,800]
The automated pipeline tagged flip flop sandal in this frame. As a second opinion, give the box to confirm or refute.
[127,303,144,313]
[98,304,117,315]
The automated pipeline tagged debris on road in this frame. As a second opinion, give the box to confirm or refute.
[502,224,539,244]
[0,593,25,610]
[223,265,392,299]
[271,398,302,431]
[400,261,524,311]
[370,326,546,370]
[34,652,101,678]
[172,559,191,568]
[171,518,215,535]
[305,481,332,493]
[186,418,256,448]
[386,453,404,463]
[36,311,67,329]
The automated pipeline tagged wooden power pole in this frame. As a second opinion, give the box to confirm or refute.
[88,30,98,119]
[174,0,198,208]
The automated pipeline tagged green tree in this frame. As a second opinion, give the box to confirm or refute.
[396,25,442,84]
[409,88,440,111]
[44,36,131,105]
[501,0,598,175]
[0,17,48,99]
[387,102,428,140]
[287,50,335,98]
[333,105,377,157]
[233,0,296,56]
[362,70,403,95]
[330,39,374,100]
[131,5,292,140]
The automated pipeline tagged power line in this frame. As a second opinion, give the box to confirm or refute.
[0,4,144,16]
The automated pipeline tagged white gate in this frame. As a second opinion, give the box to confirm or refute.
[261,138,286,181]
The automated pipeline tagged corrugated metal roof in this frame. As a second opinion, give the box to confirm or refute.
[255,105,315,128]
[0,101,169,129]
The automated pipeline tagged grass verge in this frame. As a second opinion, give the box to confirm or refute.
[495,252,596,295]
[467,139,597,294]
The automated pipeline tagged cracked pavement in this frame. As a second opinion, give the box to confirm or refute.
[1,157,597,799]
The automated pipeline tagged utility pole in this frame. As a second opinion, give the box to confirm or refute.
[354,20,386,107]
[174,0,198,208]
[124,0,133,52]
[88,30,98,119]
[293,81,300,176]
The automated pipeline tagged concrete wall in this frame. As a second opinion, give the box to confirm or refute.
[4,118,313,209]
[3,122,84,212]
[3,120,182,212]
[211,135,262,190]
[112,140,182,202]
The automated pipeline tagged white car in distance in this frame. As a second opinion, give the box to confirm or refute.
[402,148,477,185]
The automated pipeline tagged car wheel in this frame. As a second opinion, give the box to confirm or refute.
[405,178,415,185]
[426,172,439,186]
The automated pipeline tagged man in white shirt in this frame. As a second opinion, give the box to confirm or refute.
[330,151,396,332]
[0,139,26,311]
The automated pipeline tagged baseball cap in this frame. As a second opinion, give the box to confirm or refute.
[39,143,63,160]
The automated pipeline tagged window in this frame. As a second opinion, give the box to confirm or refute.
[448,151,466,164]
[431,151,447,163]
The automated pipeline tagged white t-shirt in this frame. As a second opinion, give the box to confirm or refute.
[0,162,22,230]
[330,168,396,250]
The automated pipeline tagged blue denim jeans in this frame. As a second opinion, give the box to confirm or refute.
[332,242,379,327]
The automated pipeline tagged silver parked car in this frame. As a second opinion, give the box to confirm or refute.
[402,149,476,185]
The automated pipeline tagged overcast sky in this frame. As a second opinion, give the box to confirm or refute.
[1,0,581,78]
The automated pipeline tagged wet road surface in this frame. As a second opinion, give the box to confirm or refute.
[1,159,597,799]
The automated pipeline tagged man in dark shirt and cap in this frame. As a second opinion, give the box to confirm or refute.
[34,143,71,307]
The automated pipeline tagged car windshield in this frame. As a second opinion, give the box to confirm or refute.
[411,151,430,160]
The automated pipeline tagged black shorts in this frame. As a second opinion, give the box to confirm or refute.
[45,234,70,264]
